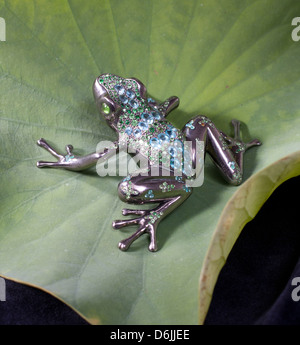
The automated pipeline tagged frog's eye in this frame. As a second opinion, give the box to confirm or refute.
[101,102,111,115]
[100,99,115,118]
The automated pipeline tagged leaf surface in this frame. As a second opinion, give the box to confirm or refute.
[0,0,299,324]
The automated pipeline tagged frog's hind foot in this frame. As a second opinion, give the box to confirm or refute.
[112,209,159,252]
[221,119,262,153]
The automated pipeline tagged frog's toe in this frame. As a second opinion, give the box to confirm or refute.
[118,240,130,251]
[37,160,56,168]
[229,119,262,152]
[231,119,241,127]
[65,144,74,155]
[231,119,242,140]
[112,218,139,229]
[122,208,147,216]
[37,160,47,168]
[117,221,157,252]
[112,211,160,251]
[37,138,53,151]
[37,138,48,147]
[246,138,262,148]
[148,239,158,252]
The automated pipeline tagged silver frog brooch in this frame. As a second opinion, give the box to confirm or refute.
[37,73,261,252]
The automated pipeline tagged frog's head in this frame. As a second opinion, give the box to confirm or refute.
[93,73,147,130]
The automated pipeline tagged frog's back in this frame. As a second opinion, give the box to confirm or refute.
[99,73,186,169]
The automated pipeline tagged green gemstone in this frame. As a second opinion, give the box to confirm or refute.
[149,127,155,133]
[101,103,110,115]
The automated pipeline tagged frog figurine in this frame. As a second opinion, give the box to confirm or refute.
[37,73,261,252]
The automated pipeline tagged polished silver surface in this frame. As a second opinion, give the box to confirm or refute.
[37,73,261,252]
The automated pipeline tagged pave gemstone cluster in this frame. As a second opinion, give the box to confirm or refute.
[98,74,191,172]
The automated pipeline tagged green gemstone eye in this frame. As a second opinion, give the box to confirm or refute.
[101,103,111,115]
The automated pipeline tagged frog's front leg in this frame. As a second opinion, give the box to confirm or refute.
[37,138,118,171]
[113,174,192,252]
[147,96,179,118]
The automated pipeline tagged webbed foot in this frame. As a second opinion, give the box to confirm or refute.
[113,208,162,252]
[221,119,262,154]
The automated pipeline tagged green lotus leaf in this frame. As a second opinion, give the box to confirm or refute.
[0,0,299,324]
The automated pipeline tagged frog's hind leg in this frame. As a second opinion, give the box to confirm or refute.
[183,116,261,185]
[113,174,192,252]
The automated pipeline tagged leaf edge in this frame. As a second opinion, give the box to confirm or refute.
[198,150,300,324]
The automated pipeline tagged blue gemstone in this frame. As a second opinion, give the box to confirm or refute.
[165,129,173,137]
[133,128,142,138]
[158,133,170,143]
[168,146,177,157]
[138,121,148,131]
[165,128,177,139]
[170,158,181,170]
[126,89,136,99]
[229,162,236,169]
[125,127,133,136]
[185,120,195,129]
[151,111,161,121]
[119,95,128,104]
[129,99,139,109]
[147,97,155,103]
[183,185,191,193]
[141,112,154,124]
[149,137,161,148]
[114,84,125,95]
[145,190,154,199]
[65,154,74,162]
[169,125,178,132]
[173,139,183,152]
